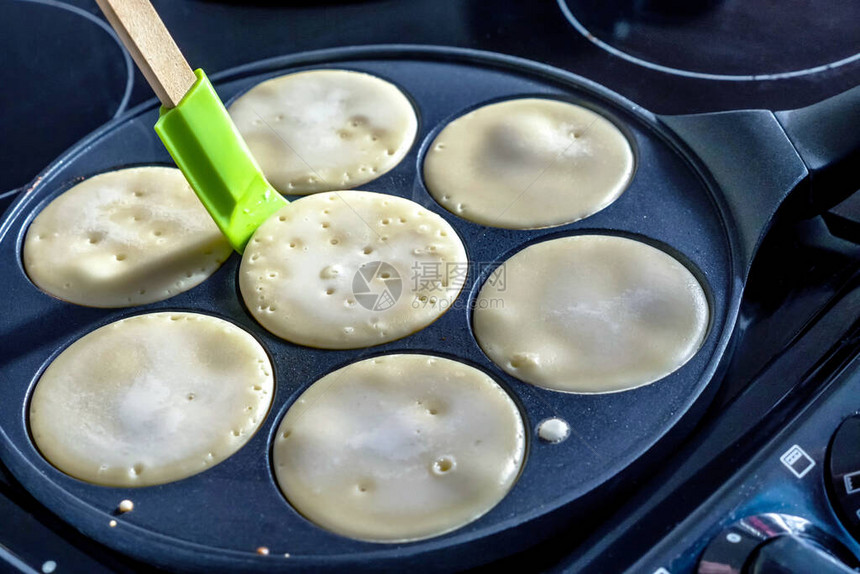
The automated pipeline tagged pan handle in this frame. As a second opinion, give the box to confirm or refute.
[775,85,860,212]
[658,109,808,271]
[658,85,859,272]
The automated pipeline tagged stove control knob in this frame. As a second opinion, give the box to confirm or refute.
[698,514,859,573]
[828,414,860,541]
[746,534,856,573]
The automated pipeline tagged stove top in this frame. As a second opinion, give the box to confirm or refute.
[1,1,859,572]
[4,0,859,194]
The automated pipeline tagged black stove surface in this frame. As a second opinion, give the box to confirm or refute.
[4,0,860,198]
[2,1,860,572]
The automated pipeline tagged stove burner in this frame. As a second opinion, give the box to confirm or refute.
[558,0,860,81]
[0,0,133,193]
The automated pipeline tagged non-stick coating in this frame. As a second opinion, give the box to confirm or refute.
[0,47,735,571]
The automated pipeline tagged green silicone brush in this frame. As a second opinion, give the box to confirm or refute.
[95,0,288,253]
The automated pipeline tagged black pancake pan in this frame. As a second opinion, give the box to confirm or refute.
[0,46,857,572]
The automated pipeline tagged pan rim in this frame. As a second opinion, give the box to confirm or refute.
[0,44,743,571]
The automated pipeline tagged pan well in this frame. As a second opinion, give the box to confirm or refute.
[423,97,635,229]
[28,312,274,488]
[21,166,232,308]
[472,234,709,394]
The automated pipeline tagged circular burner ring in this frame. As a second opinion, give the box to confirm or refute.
[17,0,134,116]
[558,0,860,81]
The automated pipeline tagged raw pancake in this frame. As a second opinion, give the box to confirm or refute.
[239,191,468,349]
[29,312,274,487]
[272,354,525,542]
[423,98,634,228]
[229,69,417,194]
[473,235,709,393]
[23,167,232,308]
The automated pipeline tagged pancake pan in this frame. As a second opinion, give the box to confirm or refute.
[0,46,857,572]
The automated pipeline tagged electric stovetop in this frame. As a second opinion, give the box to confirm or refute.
[2,1,859,572]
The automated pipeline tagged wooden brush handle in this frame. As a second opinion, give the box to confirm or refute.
[95,0,197,108]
